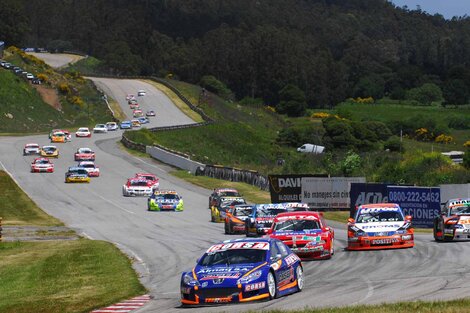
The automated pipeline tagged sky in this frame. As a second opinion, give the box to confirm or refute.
[390,0,470,19]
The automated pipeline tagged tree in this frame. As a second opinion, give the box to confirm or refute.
[443,79,469,106]
[406,83,443,105]
[276,84,307,117]
[353,74,385,99]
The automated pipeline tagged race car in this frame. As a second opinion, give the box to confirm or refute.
[65,167,90,183]
[137,116,149,124]
[146,110,156,117]
[148,190,184,211]
[347,203,414,250]
[77,161,100,177]
[129,102,140,109]
[62,130,72,141]
[135,173,159,190]
[245,203,291,237]
[74,147,95,161]
[434,198,470,241]
[137,89,146,96]
[75,127,91,137]
[48,129,62,139]
[93,124,108,133]
[40,145,59,158]
[180,238,303,306]
[31,157,54,173]
[209,188,242,208]
[122,177,154,196]
[23,143,40,155]
[211,198,247,223]
[51,131,66,143]
[106,122,118,131]
[225,204,253,234]
[126,94,135,101]
[133,109,143,118]
[120,120,132,129]
[268,212,334,260]
[131,119,141,128]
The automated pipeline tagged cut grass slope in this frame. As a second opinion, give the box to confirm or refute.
[0,240,146,313]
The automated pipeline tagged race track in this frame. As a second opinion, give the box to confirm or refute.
[3,55,470,312]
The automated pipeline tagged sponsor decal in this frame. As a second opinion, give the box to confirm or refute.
[284,254,300,266]
[200,273,241,280]
[197,267,251,274]
[444,229,454,234]
[359,207,399,213]
[206,242,269,253]
[361,224,401,229]
[245,281,266,292]
[371,238,400,244]
[181,287,191,294]
[278,268,294,286]
[213,278,224,284]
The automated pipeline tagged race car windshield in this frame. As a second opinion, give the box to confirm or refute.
[140,176,156,181]
[450,205,470,215]
[220,191,240,197]
[81,164,94,168]
[234,208,252,217]
[130,181,148,186]
[36,160,49,164]
[79,149,92,153]
[44,147,56,152]
[274,219,320,231]
[200,249,266,266]
[257,208,286,217]
[158,194,179,200]
[222,199,246,207]
[356,210,404,223]
[70,169,88,175]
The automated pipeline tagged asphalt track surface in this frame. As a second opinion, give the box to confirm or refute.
[4,54,470,312]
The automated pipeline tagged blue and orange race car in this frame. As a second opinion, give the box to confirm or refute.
[180,238,303,305]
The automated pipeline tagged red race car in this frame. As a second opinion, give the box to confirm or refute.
[135,173,159,190]
[348,203,414,250]
[74,147,95,161]
[267,211,334,260]
[31,157,54,173]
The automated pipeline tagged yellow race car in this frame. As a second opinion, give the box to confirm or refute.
[40,145,59,158]
[211,197,247,222]
[65,167,90,183]
[51,131,66,143]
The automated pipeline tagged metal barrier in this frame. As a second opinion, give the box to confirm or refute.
[0,217,2,242]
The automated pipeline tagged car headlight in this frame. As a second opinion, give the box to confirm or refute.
[454,224,464,229]
[183,272,199,286]
[238,270,262,284]
[401,235,412,240]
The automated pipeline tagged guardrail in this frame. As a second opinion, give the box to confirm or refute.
[196,165,269,191]
[0,217,2,242]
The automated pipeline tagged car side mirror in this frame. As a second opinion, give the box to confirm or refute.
[348,218,355,224]
[267,228,273,235]
[405,215,412,221]
[324,227,330,232]
[270,254,282,262]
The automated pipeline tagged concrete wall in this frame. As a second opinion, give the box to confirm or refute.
[440,184,470,203]
[146,145,205,174]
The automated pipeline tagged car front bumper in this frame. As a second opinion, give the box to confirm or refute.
[348,234,414,250]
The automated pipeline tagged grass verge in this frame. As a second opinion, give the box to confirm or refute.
[0,240,146,313]
[0,171,62,226]
[107,96,127,121]
[144,79,204,123]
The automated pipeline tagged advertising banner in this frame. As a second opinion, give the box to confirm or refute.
[349,183,389,217]
[387,186,440,228]
[268,174,328,203]
[301,177,366,209]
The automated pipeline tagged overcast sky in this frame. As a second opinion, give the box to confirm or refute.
[390,0,470,19]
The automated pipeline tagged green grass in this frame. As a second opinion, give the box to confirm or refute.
[65,56,103,76]
[0,171,62,226]
[0,240,146,313]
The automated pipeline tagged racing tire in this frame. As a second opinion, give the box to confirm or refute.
[267,271,278,299]
[224,222,229,234]
[328,238,334,258]
[296,266,304,292]
[433,219,441,241]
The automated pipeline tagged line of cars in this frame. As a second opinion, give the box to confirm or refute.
[120,92,155,129]
[184,188,417,306]
[0,60,41,84]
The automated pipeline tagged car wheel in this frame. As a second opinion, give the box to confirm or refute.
[224,222,229,234]
[296,266,304,292]
[228,222,233,234]
[329,238,334,257]
[433,219,441,241]
[267,271,277,299]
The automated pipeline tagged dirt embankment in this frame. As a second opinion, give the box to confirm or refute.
[33,85,62,110]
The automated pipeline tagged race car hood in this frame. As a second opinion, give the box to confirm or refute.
[194,264,259,283]
[271,229,323,240]
[68,173,88,178]
[354,221,406,234]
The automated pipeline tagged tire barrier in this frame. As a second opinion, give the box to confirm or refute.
[197,165,269,191]
[121,134,146,153]
[0,217,2,242]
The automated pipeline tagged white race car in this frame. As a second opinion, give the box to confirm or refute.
[106,122,118,131]
[93,124,108,133]
[122,178,154,196]
[23,143,41,155]
[77,161,100,177]
[75,127,91,137]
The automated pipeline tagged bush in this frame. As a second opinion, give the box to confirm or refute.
[464,150,470,169]
[448,115,470,130]
[276,84,307,117]
[200,75,234,100]
[37,73,49,83]
[58,83,71,95]
[384,136,402,152]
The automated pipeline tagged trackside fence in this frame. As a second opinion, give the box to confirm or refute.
[196,165,269,191]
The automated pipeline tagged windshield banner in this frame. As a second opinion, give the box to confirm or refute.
[387,186,440,228]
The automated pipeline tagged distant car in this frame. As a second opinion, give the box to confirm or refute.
[131,119,141,128]
[126,94,135,101]
[224,204,253,234]
[23,143,41,155]
[3,63,11,69]
[106,122,118,131]
[122,178,154,196]
[49,129,62,139]
[62,130,72,141]
[26,73,34,80]
[137,89,146,96]
[120,121,132,129]
[31,157,54,173]
[137,116,149,124]
[148,190,184,211]
[51,131,66,143]
[146,110,156,117]
[65,167,90,183]
[75,127,91,137]
[74,147,95,161]
[40,145,59,158]
[32,78,42,85]
[77,161,100,177]
[209,188,242,209]
[347,203,414,250]
[129,102,140,110]
[268,211,334,260]
[211,198,247,223]
[133,109,143,118]
[180,238,303,306]
[297,143,325,154]
[93,124,108,133]
[434,198,470,241]
[135,173,159,190]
